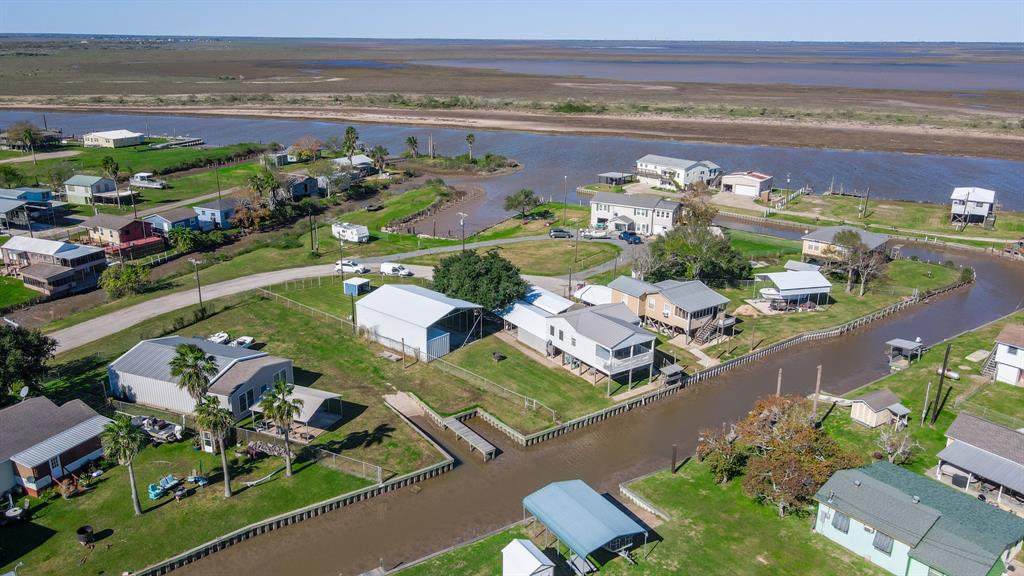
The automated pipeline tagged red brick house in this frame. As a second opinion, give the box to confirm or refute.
[0,397,110,496]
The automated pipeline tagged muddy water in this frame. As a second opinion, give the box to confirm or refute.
[181,244,1024,576]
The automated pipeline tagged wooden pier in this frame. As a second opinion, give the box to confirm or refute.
[442,416,497,461]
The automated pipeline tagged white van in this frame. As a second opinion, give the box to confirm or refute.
[380,263,413,277]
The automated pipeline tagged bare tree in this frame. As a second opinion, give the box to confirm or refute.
[877,428,920,465]
[857,251,888,296]
[630,244,657,281]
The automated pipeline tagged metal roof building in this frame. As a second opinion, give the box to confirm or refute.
[802,225,889,252]
[938,412,1024,497]
[356,284,482,360]
[756,271,833,305]
[523,480,647,569]
[498,286,575,355]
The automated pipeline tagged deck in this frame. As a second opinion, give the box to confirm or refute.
[442,416,497,461]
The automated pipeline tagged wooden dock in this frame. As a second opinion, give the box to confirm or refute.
[442,416,497,461]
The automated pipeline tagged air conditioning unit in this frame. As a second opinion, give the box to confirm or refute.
[863,526,875,534]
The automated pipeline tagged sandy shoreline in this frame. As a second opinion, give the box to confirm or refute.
[2,101,1023,161]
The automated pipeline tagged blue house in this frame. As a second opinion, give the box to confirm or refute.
[193,197,241,230]
[814,461,1024,576]
[143,207,200,235]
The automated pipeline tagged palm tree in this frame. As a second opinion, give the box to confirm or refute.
[342,126,359,171]
[169,343,218,402]
[247,165,281,205]
[102,415,146,516]
[369,145,389,175]
[100,156,119,182]
[194,395,235,498]
[258,378,303,477]
[465,133,475,161]
[15,124,38,166]
[405,136,418,158]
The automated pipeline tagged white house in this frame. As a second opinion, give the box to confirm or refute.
[83,129,144,148]
[63,174,117,205]
[502,539,554,576]
[993,324,1024,386]
[331,222,370,243]
[755,270,832,307]
[721,171,773,197]
[332,154,374,175]
[950,187,995,224]
[634,154,721,188]
[356,284,482,360]
[108,336,294,420]
[499,285,574,353]
[814,461,1024,576]
[589,192,681,235]
[546,303,656,388]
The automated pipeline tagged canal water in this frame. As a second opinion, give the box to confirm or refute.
[2,110,1022,234]
[178,239,1024,576]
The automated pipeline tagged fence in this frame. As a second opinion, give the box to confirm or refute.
[427,355,560,422]
[134,246,187,268]
[773,188,807,211]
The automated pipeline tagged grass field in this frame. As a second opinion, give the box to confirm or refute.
[473,203,591,241]
[400,461,886,576]
[822,310,1024,474]
[0,276,38,309]
[775,195,1024,242]
[727,229,803,258]
[582,183,625,193]
[402,239,620,276]
[705,260,961,361]
[0,439,368,576]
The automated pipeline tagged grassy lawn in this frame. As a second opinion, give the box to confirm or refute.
[402,239,620,276]
[400,153,516,174]
[582,183,625,193]
[776,195,1024,243]
[0,276,38,309]
[0,440,369,576]
[400,461,886,576]
[822,310,1024,475]
[727,229,802,259]
[444,336,616,421]
[705,260,961,361]
[473,203,591,241]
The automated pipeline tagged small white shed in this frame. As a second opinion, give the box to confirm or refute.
[502,539,555,576]
[756,271,832,305]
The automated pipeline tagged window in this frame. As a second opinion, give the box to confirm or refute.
[647,298,655,310]
[558,330,564,341]
[571,337,576,346]
[48,455,61,471]
[927,569,946,576]
[1008,346,1019,356]
[595,346,610,360]
[872,531,893,555]
[549,325,555,337]
[831,511,850,533]
[663,304,671,317]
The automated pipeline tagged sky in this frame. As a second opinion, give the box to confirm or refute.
[1,0,1022,42]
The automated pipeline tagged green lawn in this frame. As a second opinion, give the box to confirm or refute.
[0,276,38,310]
[705,260,961,361]
[400,461,886,576]
[582,183,625,193]
[444,336,616,421]
[472,203,591,241]
[0,440,369,576]
[727,229,802,259]
[822,310,1024,474]
[775,195,1024,243]
[402,239,620,276]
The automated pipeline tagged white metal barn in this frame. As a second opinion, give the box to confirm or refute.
[502,539,555,576]
[499,285,574,353]
[356,284,482,360]
[756,271,833,305]
[107,336,294,419]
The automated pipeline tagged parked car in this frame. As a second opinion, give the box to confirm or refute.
[549,228,573,239]
[380,262,414,277]
[581,228,608,239]
[618,231,642,244]
[335,259,370,274]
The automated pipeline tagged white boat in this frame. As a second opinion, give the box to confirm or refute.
[228,336,255,348]
[129,172,168,189]
[207,332,230,344]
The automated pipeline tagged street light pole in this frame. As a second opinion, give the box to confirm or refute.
[188,258,204,310]
[457,212,468,251]
[338,237,345,281]
[562,175,567,222]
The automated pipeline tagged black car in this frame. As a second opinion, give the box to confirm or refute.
[549,228,573,239]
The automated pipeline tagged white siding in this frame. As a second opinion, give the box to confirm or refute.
[0,460,15,494]
[815,503,912,576]
[356,305,428,354]
[546,317,605,369]
[994,343,1024,385]
[109,369,199,414]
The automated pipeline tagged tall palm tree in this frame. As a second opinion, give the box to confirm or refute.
[247,165,281,206]
[342,126,359,172]
[405,136,418,158]
[465,133,475,161]
[100,156,119,182]
[194,395,235,498]
[369,145,389,175]
[102,415,146,516]
[258,378,303,477]
[16,124,38,166]
[169,343,219,402]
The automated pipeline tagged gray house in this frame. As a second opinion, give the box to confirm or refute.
[936,412,1024,508]
[63,175,116,205]
[589,192,682,236]
[143,207,200,235]
[608,276,733,343]
[193,197,242,230]
[108,336,294,420]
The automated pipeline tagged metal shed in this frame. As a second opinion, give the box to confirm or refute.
[343,277,371,297]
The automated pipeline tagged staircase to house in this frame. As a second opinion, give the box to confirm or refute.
[692,315,718,345]
[981,346,999,378]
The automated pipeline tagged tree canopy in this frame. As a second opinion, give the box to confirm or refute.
[431,249,528,310]
[0,325,57,398]
[647,225,751,286]
[503,188,541,220]
[99,263,151,299]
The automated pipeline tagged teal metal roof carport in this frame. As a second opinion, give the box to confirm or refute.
[523,480,647,571]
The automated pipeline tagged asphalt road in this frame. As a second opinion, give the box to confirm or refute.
[51,234,631,353]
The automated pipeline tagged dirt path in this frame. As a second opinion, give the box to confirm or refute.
[0,149,80,164]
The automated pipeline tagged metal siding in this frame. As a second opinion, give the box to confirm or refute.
[113,372,198,414]
[0,461,15,494]
[357,306,428,352]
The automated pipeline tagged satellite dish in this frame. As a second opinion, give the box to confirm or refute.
[19,386,29,399]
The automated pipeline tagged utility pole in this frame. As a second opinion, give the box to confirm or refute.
[749,323,757,352]
[562,175,567,222]
[457,212,468,251]
[932,344,951,425]
[350,293,357,334]
[776,368,782,396]
[188,258,204,310]
[920,381,931,426]
[671,444,678,474]
[214,167,223,212]
[338,238,345,281]
[574,228,580,263]
[811,365,822,420]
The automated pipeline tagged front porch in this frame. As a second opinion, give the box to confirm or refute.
[928,463,1024,518]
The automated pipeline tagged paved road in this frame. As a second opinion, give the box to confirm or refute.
[51,235,629,353]
[0,150,80,164]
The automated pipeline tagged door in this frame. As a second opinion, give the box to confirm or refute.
[200,430,216,454]
[48,455,63,479]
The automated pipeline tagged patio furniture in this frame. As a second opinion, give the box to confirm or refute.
[3,506,24,521]
[173,487,188,501]
[147,484,165,500]
[158,474,179,490]
[188,475,208,487]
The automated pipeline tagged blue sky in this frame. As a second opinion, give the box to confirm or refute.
[2,0,1022,42]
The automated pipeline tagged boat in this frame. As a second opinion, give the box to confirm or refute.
[228,336,255,348]
[207,332,230,344]
[128,172,168,189]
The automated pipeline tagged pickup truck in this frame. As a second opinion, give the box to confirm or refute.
[618,231,642,244]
